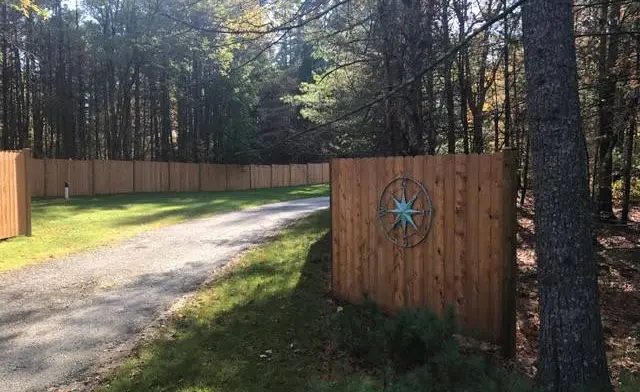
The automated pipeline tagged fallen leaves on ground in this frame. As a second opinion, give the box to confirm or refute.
[515,197,640,382]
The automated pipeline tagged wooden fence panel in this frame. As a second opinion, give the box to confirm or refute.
[200,164,227,192]
[0,152,18,240]
[290,164,308,186]
[0,150,31,240]
[307,164,324,184]
[134,161,169,193]
[226,165,251,190]
[330,152,517,354]
[169,162,200,192]
[68,160,93,196]
[271,165,291,187]
[44,159,69,198]
[322,163,330,183]
[251,165,272,189]
[93,160,110,195]
[112,161,135,194]
[27,158,329,198]
[94,160,134,195]
[30,159,45,197]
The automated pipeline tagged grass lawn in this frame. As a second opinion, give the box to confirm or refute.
[0,185,329,272]
[97,210,338,392]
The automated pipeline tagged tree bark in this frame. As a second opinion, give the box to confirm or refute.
[453,0,469,154]
[2,5,9,150]
[520,131,529,207]
[621,109,636,222]
[502,0,511,148]
[595,1,621,219]
[522,1,611,391]
[442,0,456,154]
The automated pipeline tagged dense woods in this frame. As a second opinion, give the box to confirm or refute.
[0,0,637,219]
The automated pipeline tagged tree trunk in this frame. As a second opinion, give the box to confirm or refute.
[520,132,530,207]
[596,1,621,220]
[502,0,511,148]
[621,99,637,222]
[134,66,142,159]
[623,19,640,222]
[453,0,469,154]
[522,1,611,391]
[1,5,9,150]
[442,0,455,154]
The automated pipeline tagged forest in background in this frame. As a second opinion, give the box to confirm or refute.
[0,0,638,220]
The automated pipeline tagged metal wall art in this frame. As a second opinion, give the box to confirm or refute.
[377,176,434,248]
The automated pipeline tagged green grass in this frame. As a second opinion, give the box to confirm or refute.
[97,210,339,392]
[0,185,329,272]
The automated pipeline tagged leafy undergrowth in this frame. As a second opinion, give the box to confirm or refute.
[517,197,640,388]
[314,302,538,392]
[0,185,329,272]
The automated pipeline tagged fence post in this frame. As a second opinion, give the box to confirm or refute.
[249,164,253,190]
[304,163,310,185]
[168,161,172,193]
[133,160,137,193]
[501,148,518,359]
[43,157,48,198]
[270,165,275,188]
[91,159,96,196]
[23,149,32,237]
[198,162,203,192]
[129,160,133,194]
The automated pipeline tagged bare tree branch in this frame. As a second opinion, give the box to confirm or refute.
[161,0,352,35]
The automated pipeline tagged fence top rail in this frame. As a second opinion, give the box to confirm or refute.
[330,152,509,163]
[18,156,329,165]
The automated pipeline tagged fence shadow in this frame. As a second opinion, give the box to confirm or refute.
[77,215,336,391]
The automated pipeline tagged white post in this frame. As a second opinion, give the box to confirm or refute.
[65,182,70,200]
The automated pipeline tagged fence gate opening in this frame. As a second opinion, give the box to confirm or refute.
[0,149,32,240]
[330,151,517,357]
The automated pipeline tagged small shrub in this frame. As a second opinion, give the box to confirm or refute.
[612,178,640,204]
[309,376,380,392]
[315,358,537,392]
[385,306,457,369]
[619,370,640,392]
[334,301,390,368]
[328,302,537,392]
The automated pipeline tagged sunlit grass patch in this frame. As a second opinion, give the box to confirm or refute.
[0,185,329,272]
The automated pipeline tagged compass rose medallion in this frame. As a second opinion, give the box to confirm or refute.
[378,176,433,248]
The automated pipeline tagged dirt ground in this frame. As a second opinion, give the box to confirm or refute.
[515,197,640,381]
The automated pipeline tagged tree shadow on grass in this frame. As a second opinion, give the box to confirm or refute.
[98,212,340,392]
[29,186,329,229]
[113,197,328,228]
[33,185,329,211]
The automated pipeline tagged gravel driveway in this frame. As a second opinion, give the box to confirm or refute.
[0,197,329,392]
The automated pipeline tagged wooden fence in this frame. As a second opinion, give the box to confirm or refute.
[28,159,330,198]
[330,151,517,356]
[0,149,31,240]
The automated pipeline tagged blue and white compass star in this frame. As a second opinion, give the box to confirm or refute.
[378,177,433,248]
[388,194,420,230]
